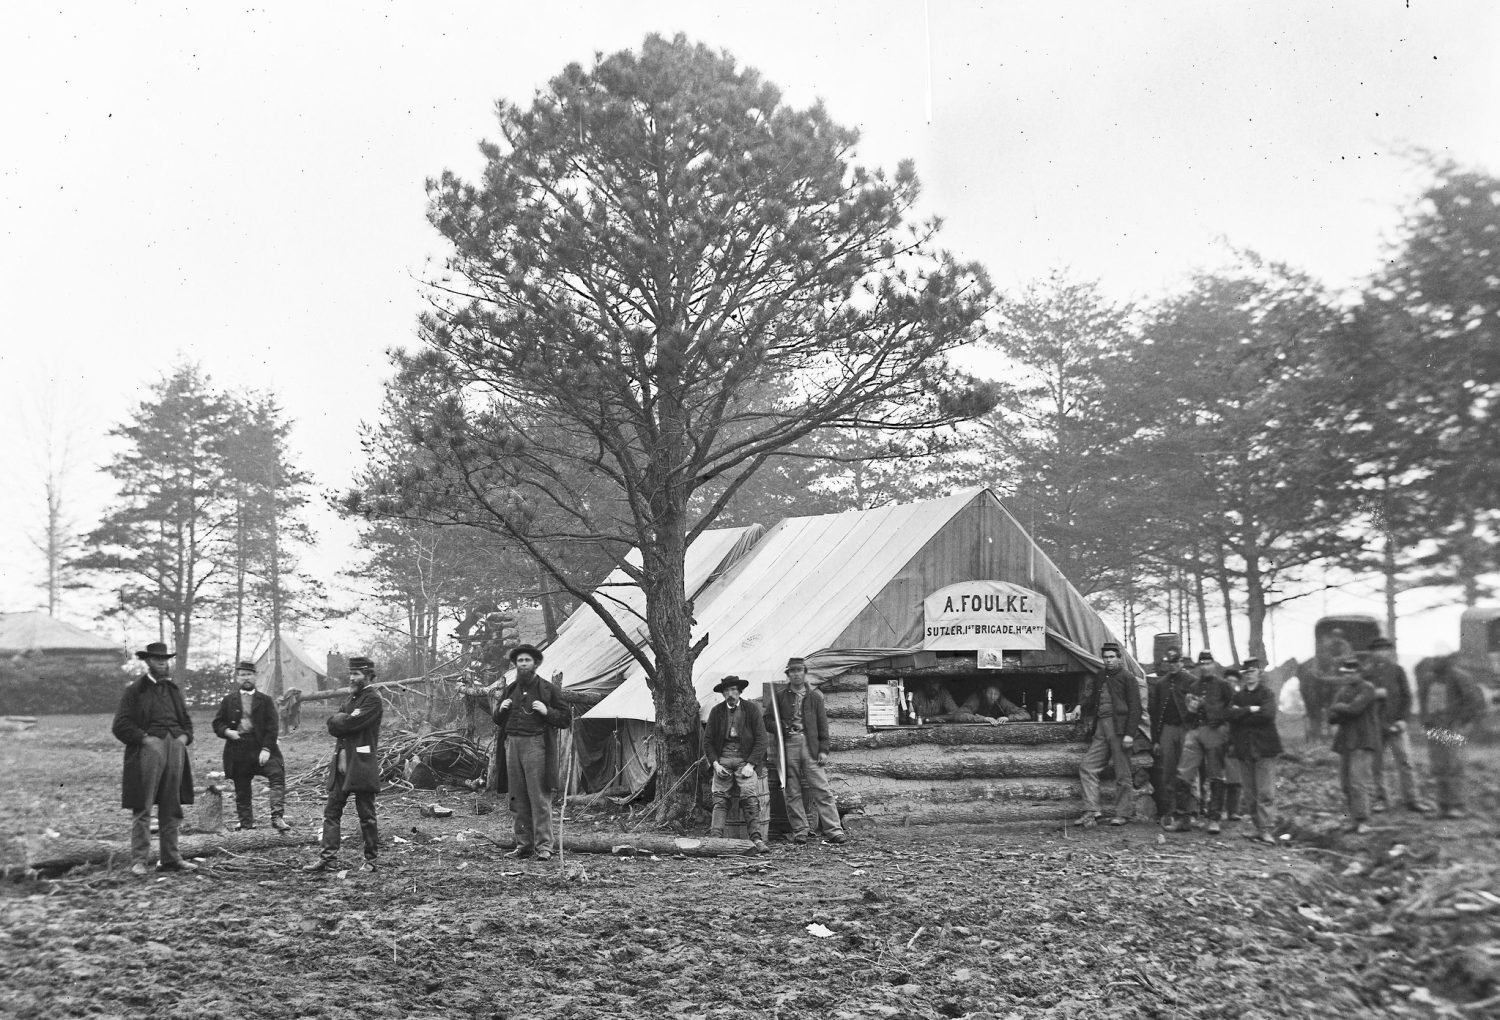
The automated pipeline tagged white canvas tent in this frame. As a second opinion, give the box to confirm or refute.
[252,634,327,698]
[538,525,764,795]
[582,488,1137,723]
[563,489,1137,798]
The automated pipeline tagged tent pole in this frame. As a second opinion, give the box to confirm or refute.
[767,680,786,792]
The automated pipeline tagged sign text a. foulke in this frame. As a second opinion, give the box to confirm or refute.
[922,581,1048,651]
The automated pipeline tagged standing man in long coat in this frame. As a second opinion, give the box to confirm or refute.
[111,641,197,876]
[304,656,384,873]
[211,661,290,832]
[1074,641,1142,827]
[491,644,571,861]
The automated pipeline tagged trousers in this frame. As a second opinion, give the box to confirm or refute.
[1338,749,1375,824]
[1373,726,1420,806]
[320,783,378,860]
[781,738,842,838]
[507,733,554,854]
[1078,716,1135,817]
[1233,756,1277,833]
[232,756,286,827]
[709,760,768,841]
[130,735,187,866]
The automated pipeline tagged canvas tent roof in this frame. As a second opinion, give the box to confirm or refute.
[582,488,1136,722]
[545,524,765,697]
[0,612,120,654]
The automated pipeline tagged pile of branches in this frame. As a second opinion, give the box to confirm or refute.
[293,727,490,792]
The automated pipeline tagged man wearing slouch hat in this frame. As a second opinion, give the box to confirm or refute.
[704,675,769,853]
[112,641,197,876]
[492,643,571,861]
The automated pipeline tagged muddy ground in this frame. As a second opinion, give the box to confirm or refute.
[2,712,1497,1019]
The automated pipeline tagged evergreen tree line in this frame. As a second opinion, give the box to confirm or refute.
[70,364,322,668]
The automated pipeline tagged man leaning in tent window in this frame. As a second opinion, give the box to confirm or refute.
[704,675,769,854]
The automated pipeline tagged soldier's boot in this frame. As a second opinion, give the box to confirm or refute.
[1224,783,1243,821]
[1206,780,1226,834]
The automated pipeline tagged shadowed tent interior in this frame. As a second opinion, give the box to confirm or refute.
[549,489,1145,821]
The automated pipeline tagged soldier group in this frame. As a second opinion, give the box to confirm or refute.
[113,628,1486,873]
[1068,636,1488,842]
[112,641,853,874]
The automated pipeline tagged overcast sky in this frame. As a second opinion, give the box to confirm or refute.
[2,2,1496,663]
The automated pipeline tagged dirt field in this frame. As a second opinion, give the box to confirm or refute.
[2,712,1497,1019]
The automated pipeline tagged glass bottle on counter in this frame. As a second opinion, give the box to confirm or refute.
[893,678,907,725]
[1045,688,1054,721]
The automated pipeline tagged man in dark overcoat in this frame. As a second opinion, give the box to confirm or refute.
[1366,637,1434,814]
[111,641,197,876]
[211,661,289,832]
[704,675,769,852]
[1327,657,1381,834]
[491,644,571,861]
[304,656,384,872]
[1074,641,1143,827]
[1226,661,1283,843]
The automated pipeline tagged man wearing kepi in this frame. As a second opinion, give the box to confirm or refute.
[305,656,384,873]
[1226,659,1283,844]
[211,661,290,832]
[1327,657,1380,834]
[1074,642,1142,827]
[492,643,571,861]
[704,675,769,853]
[112,641,197,876]
[1171,652,1235,834]
[1366,637,1434,814]
[767,656,847,845]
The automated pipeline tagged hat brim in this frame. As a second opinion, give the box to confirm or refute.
[135,650,177,660]
[714,681,749,694]
[508,645,544,664]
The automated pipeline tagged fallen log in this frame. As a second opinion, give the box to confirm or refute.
[18,827,319,872]
[0,716,39,732]
[475,830,758,857]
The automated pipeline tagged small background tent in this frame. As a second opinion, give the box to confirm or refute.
[0,612,122,672]
[252,634,327,699]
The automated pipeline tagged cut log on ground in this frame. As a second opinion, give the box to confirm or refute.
[835,774,1084,804]
[855,801,1084,826]
[475,831,758,858]
[829,721,1087,751]
[18,828,320,873]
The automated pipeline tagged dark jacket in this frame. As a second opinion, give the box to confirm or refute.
[1080,667,1142,741]
[1148,665,1196,743]
[704,698,767,771]
[1327,677,1381,753]
[1418,658,1489,733]
[1226,683,1283,760]
[1364,659,1412,729]
[490,674,571,792]
[325,686,384,795]
[1186,673,1235,727]
[765,682,830,760]
[112,674,196,812]
[212,689,283,778]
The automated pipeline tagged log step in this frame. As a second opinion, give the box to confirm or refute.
[828,720,1087,750]
[831,774,1085,804]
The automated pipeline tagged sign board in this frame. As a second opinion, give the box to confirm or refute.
[923,581,1047,652]
[865,683,899,726]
